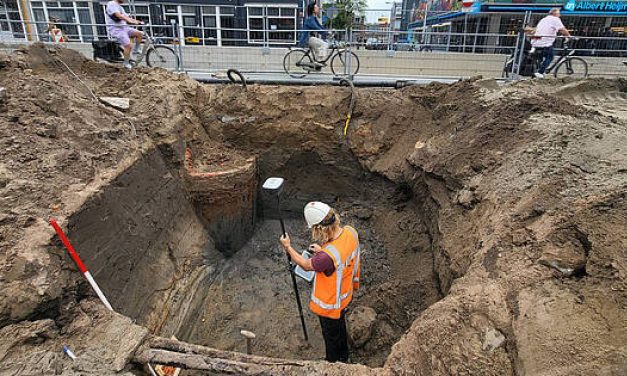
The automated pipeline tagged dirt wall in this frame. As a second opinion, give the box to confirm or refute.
[65,148,225,334]
[1,45,626,376]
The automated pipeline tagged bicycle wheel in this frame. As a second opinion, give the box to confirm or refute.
[283,49,312,78]
[146,45,180,70]
[554,57,588,79]
[330,50,360,76]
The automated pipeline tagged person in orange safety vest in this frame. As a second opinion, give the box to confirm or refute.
[280,201,361,363]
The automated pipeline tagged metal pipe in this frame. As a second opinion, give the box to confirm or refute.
[240,330,256,354]
[276,195,308,342]
[193,76,473,87]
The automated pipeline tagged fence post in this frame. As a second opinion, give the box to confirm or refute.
[344,28,351,78]
[513,10,532,79]
[514,30,525,78]
[172,20,184,72]
[422,3,428,47]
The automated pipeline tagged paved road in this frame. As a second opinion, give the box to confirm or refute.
[187,70,465,87]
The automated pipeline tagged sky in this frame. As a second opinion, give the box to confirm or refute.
[365,0,398,23]
[322,0,400,24]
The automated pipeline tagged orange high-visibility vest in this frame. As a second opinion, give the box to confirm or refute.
[310,226,361,319]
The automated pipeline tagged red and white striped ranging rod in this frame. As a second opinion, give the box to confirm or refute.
[49,219,113,312]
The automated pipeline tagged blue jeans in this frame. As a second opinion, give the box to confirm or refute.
[537,46,554,74]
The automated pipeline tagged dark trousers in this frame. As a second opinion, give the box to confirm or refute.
[318,310,349,362]
[537,46,554,74]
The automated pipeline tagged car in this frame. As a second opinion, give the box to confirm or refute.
[393,43,416,51]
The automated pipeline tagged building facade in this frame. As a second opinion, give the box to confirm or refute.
[3,0,303,45]
[401,0,627,55]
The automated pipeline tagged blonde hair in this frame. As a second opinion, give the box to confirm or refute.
[311,209,341,244]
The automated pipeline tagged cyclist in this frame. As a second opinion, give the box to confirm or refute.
[531,8,571,78]
[105,0,144,69]
[299,2,328,66]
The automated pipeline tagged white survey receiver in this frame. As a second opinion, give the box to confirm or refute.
[294,250,315,282]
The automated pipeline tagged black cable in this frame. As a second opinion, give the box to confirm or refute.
[226,68,247,90]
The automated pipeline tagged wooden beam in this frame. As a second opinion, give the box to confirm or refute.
[134,336,378,375]
[144,336,306,366]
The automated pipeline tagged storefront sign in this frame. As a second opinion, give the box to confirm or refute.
[563,0,627,13]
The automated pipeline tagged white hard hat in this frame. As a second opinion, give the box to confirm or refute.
[304,201,331,228]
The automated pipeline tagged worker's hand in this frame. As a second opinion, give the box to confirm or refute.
[308,243,322,253]
[280,234,291,249]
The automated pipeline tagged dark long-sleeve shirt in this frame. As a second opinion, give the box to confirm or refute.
[298,15,327,46]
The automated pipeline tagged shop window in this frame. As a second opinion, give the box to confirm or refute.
[220,6,235,16]
[183,15,197,26]
[48,9,78,39]
[246,5,296,44]
[78,8,92,40]
[32,8,47,36]
[0,14,9,32]
[204,16,216,28]
[220,11,237,45]
[248,7,263,16]
[249,16,264,41]
[8,11,24,36]
[281,8,295,17]
[181,5,196,14]
[203,14,217,44]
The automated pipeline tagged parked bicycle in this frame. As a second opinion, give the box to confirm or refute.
[503,38,588,79]
[283,34,360,78]
[92,25,180,70]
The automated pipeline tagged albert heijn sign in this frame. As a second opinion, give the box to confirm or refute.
[563,0,627,14]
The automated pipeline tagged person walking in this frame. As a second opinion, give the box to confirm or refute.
[279,201,361,363]
[532,8,571,78]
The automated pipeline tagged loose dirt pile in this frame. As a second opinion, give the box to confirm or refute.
[0,44,625,376]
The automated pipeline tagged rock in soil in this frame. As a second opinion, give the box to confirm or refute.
[348,306,377,349]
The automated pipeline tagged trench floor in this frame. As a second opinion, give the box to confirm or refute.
[175,191,441,367]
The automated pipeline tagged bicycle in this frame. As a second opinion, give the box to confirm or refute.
[533,39,588,78]
[92,25,180,70]
[503,38,588,79]
[283,35,360,78]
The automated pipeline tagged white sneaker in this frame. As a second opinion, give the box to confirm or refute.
[534,72,545,79]
[123,62,133,69]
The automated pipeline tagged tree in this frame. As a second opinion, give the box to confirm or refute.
[322,0,367,30]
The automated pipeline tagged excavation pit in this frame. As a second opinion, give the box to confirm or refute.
[66,142,441,367]
[3,46,626,376]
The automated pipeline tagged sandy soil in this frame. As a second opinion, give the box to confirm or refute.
[0,44,625,376]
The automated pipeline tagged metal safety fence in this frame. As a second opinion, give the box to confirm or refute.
[2,12,627,80]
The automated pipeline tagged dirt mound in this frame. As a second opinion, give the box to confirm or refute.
[0,45,625,376]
